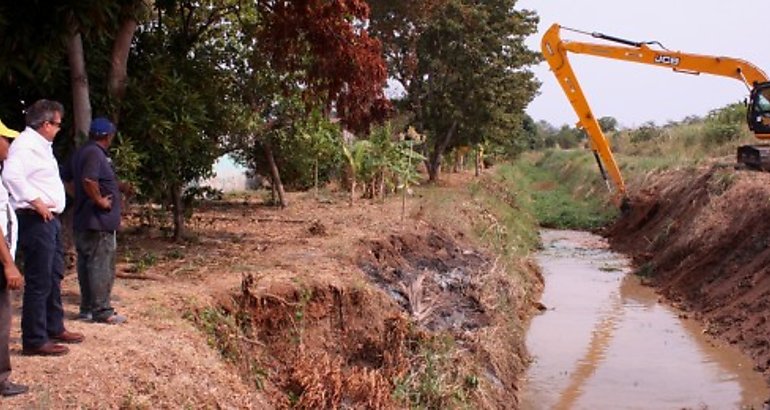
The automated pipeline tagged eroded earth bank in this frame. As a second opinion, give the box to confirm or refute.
[608,165,770,381]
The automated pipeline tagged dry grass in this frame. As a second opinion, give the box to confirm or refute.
[5,276,265,409]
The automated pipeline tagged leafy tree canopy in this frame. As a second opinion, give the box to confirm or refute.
[369,0,541,179]
[255,0,391,134]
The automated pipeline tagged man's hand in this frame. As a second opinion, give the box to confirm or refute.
[30,198,54,222]
[84,178,114,210]
[4,264,23,290]
[99,194,113,210]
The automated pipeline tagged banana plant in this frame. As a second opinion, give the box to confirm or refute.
[342,123,426,203]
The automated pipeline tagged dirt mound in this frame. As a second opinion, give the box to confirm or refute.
[607,165,770,374]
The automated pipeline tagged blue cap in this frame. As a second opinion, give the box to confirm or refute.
[90,117,116,135]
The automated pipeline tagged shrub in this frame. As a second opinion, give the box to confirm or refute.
[706,102,746,125]
[629,122,663,144]
[702,122,741,146]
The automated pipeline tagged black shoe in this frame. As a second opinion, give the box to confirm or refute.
[22,342,69,356]
[0,381,28,397]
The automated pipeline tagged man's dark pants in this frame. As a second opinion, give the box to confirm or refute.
[75,230,116,322]
[0,286,12,384]
[17,213,65,348]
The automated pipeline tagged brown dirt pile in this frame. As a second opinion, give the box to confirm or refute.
[607,165,770,375]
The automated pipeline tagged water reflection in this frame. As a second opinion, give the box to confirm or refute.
[520,230,768,410]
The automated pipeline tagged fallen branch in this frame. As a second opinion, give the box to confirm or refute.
[237,334,265,347]
[256,218,307,224]
[260,293,299,306]
[116,272,166,281]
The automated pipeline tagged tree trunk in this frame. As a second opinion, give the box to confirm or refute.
[170,185,185,241]
[427,121,458,182]
[107,12,138,121]
[271,183,277,204]
[378,170,385,200]
[67,29,91,145]
[64,24,90,267]
[476,145,484,176]
[402,139,413,221]
[349,177,356,206]
[314,158,319,199]
[262,140,287,208]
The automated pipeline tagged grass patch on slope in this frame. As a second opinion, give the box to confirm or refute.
[498,151,618,230]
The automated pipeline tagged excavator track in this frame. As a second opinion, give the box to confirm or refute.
[737,145,770,171]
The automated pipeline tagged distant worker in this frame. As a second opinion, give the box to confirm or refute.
[3,100,85,356]
[62,117,126,325]
[0,119,27,396]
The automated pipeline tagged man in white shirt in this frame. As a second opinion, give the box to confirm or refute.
[2,100,84,356]
[0,119,27,396]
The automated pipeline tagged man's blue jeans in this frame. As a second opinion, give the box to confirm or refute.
[74,230,116,322]
[17,214,65,348]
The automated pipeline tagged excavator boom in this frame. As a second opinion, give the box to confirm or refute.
[541,24,770,207]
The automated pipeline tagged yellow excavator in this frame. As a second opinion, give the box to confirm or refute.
[541,23,770,210]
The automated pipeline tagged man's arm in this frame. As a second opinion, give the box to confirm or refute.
[83,178,112,210]
[80,148,112,210]
[0,230,22,290]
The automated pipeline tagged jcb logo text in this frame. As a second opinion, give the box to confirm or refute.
[654,55,680,66]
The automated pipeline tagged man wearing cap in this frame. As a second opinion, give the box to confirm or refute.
[0,120,28,396]
[3,99,84,356]
[62,117,126,325]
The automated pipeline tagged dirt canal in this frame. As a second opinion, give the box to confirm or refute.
[520,229,769,409]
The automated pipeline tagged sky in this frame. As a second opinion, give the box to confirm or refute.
[517,0,770,128]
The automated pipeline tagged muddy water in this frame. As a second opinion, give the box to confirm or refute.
[520,229,769,410]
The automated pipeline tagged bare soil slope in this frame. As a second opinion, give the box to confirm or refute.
[2,172,540,409]
[607,165,770,376]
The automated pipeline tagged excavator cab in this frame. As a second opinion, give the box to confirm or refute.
[747,82,770,136]
[738,82,770,170]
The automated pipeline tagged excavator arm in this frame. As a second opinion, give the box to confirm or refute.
[541,23,770,208]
